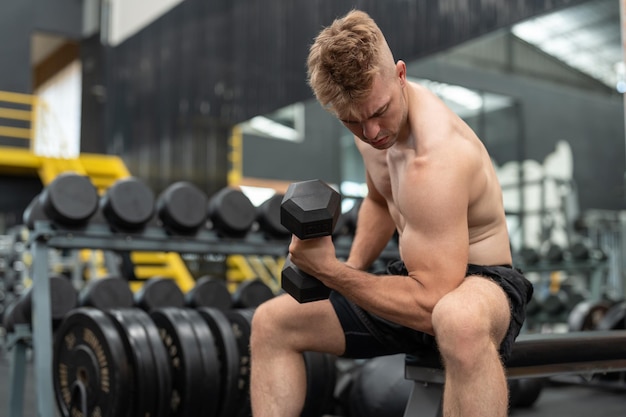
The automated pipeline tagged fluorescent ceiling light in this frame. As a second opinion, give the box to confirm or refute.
[246,116,300,142]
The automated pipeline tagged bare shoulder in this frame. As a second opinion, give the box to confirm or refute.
[408,81,485,163]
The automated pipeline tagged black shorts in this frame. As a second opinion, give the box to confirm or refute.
[329,260,534,362]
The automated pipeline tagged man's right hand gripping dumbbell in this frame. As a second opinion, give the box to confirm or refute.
[280,179,342,303]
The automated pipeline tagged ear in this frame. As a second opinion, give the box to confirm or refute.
[396,60,407,87]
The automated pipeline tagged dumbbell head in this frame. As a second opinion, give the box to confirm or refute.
[100,177,155,232]
[280,179,341,240]
[207,187,257,237]
[257,193,290,239]
[280,179,339,303]
[156,181,208,235]
[39,172,99,228]
[134,277,185,311]
[282,258,332,302]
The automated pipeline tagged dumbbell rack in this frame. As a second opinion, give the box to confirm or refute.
[7,221,290,417]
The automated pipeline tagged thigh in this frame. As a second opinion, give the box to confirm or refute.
[254,293,346,355]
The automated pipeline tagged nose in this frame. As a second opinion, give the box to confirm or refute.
[362,120,380,142]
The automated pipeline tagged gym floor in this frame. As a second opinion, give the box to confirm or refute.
[1,350,624,417]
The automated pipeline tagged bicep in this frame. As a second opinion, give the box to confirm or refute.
[400,162,470,296]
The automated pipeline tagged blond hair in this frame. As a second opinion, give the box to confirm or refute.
[307,10,395,117]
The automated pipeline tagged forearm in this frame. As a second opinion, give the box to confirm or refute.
[346,196,396,270]
[324,261,434,333]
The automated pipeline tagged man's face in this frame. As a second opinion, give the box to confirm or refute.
[338,69,406,150]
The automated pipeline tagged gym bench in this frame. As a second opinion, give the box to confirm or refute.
[403,330,626,416]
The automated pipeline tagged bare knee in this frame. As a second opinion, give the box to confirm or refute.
[250,295,345,356]
[431,287,508,367]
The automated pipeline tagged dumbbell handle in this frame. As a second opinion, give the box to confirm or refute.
[282,258,331,303]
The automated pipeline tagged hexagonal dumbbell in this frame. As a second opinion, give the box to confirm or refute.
[280,179,341,303]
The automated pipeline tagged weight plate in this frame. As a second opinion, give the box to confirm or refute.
[183,308,222,417]
[53,307,132,417]
[302,351,337,417]
[133,308,174,417]
[184,276,233,310]
[197,307,241,417]
[108,308,166,417]
[150,307,208,417]
[596,300,626,330]
[568,300,612,331]
[509,378,544,408]
[223,308,255,417]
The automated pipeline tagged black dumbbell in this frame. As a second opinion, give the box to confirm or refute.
[100,177,155,233]
[257,193,290,239]
[156,181,208,235]
[280,179,341,303]
[134,277,185,311]
[207,187,257,238]
[39,172,99,228]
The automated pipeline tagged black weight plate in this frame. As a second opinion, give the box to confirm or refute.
[182,308,222,417]
[302,351,337,417]
[509,378,545,409]
[101,177,155,232]
[568,300,612,331]
[197,307,241,417]
[596,300,626,330]
[133,307,173,416]
[135,277,185,311]
[40,173,99,227]
[108,308,166,417]
[232,279,274,309]
[79,276,134,310]
[223,308,255,417]
[53,307,132,417]
[184,275,233,310]
[156,181,208,235]
[208,187,256,237]
[150,307,207,417]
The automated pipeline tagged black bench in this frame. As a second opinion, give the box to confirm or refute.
[403,330,626,417]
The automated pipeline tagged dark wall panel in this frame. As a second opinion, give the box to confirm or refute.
[0,0,33,92]
[33,0,84,38]
[87,0,592,192]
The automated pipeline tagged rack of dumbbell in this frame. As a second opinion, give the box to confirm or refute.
[514,242,626,394]
[3,173,400,417]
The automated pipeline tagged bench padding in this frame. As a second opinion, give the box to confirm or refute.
[406,330,626,381]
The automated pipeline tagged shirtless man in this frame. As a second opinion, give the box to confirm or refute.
[249,9,533,417]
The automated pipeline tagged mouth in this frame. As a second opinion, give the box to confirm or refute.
[370,136,389,148]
